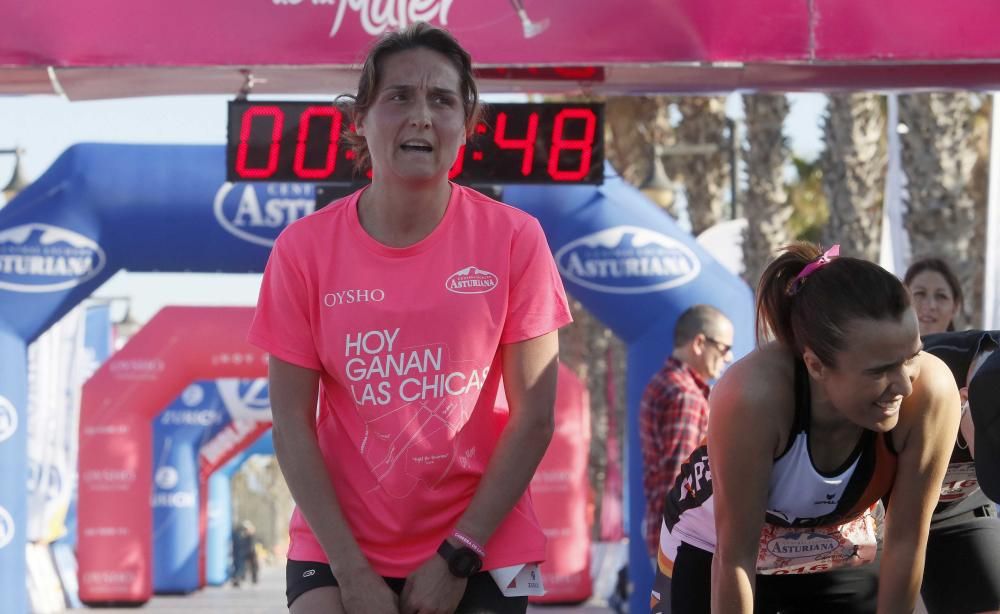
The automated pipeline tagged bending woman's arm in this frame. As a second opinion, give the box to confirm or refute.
[708,356,784,614]
[878,353,960,613]
[456,330,559,544]
[268,356,399,613]
[399,331,559,614]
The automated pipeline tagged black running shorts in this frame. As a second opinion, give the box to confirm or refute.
[285,559,528,613]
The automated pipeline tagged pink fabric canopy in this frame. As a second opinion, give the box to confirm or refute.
[3,2,1000,99]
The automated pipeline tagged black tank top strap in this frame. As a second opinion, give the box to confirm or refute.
[774,358,811,459]
[792,358,810,434]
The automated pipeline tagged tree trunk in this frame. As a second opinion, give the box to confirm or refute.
[967,95,991,327]
[819,93,886,263]
[742,93,792,288]
[604,96,677,214]
[676,96,730,235]
[899,92,977,327]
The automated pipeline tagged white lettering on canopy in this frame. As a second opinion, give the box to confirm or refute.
[273,0,455,37]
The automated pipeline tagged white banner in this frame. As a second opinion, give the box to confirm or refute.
[26,301,111,544]
[984,94,1000,329]
[26,307,83,543]
[880,93,910,276]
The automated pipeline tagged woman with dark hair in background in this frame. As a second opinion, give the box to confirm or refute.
[652,243,959,614]
[249,22,571,614]
[904,257,963,335]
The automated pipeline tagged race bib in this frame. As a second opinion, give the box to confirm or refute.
[939,461,979,504]
[489,564,545,597]
[756,503,881,575]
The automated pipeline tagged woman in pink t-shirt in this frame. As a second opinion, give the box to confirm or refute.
[249,22,572,614]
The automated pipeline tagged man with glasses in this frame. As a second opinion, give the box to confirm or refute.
[639,304,734,567]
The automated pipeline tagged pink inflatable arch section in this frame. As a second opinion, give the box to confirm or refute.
[78,306,266,604]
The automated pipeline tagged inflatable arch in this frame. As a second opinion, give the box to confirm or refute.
[78,307,267,604]
[105,319,594,603]
[0,143,752,609]
[151,379,272,594]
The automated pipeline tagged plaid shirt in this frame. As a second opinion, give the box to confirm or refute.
[639,357,711,557]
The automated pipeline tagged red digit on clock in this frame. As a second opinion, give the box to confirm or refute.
[548,108,596,181]
[494,111,539,176]
[293,106,342,179]
[235,105,284,179]
[448,144,466,179]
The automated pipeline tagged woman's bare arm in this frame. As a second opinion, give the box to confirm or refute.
[269,355,399,613]
[709,355,784,614]
[878,353,960,613]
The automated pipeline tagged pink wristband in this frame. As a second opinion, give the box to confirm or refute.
[451,530,486,557]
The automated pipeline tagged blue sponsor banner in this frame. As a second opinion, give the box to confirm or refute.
[213,182,314,248]
[555,225,702,295]
[0,224,107,294]
[216,378,272,424]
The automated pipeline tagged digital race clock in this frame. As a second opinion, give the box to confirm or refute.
[226,101,604,184]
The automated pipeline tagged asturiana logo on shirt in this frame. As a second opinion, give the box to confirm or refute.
[446,266,498,294]
[214,182,315,247]
[765,532,840,558]
[555,226,701,294]
[0,223,107,293]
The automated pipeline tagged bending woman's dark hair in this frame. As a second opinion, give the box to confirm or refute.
[337,22,484,173]
[903,257,963,332]
[756,243,912,367]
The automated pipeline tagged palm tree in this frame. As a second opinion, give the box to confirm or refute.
[741,93,792,288]
[967,95,991,327]
[604,96,677,214]
[786,156,829,243]
[819,93,886,263]
[898,92,977,326]
[676,96,729,235]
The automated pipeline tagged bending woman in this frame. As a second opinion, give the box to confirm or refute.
[249,22,571,614]
[654,243,959,614]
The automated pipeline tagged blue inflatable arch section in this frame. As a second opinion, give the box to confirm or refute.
[205,430,275,587]
[0,144,752,611]
[151,379,274,594]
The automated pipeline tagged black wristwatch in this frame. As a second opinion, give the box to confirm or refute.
[437,539,483,578]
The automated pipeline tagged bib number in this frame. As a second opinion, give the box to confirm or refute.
[756,504,881,575]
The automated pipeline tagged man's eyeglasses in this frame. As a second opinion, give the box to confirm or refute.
[704,337,732,355]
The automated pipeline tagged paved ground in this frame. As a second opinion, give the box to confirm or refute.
[84,564,615,613]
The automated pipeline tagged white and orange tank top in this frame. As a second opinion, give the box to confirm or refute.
[659,359,897,576]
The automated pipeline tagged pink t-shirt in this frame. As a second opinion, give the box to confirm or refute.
[248,183,572,577]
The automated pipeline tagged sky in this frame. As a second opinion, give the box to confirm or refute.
[0,92,827,323]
